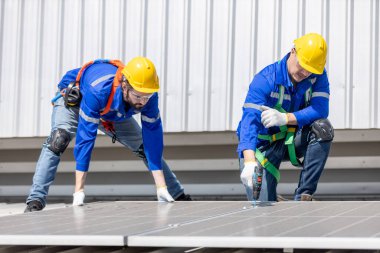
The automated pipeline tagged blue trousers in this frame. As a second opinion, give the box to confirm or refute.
[240,124,332,201]
[26,97,184,206]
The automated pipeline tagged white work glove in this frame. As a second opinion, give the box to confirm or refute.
[240,162,258,188]
[156,186,175,203]
[72,190,85,206]
[261,105,288,128]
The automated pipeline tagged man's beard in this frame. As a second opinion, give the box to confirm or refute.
[131,102,144,109]
[123,94,144,109]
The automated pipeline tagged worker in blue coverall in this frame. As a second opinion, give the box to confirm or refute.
[238,33,334,202]
[25,57,191,212]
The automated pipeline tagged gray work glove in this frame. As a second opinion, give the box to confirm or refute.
[261,105,288,128]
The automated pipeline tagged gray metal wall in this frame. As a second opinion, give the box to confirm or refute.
[0,0,379,138]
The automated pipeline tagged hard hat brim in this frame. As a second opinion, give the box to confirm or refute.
[298,59,324,75]
[129,84,159,94]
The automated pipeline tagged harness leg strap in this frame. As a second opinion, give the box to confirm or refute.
[255,149,281,183]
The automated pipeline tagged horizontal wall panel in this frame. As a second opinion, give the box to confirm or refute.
[0,0,379,137]
[2,156,380,174]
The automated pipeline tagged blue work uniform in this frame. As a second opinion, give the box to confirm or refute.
[237,53,332,201]
[59,63,163,172]
[26,61,184,207]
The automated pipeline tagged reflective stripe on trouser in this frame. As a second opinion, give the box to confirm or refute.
[239,124,331,201]
[27,97,184,206]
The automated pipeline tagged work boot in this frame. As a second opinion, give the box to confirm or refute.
[277,194,289,202]
[24,200,44,213]
[175,193,192,201]
[300,194,313,201]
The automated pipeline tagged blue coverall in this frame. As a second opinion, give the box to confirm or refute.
[237,53,332,201]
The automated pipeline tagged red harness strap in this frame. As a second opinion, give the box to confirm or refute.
[100,119,117,143]
[75,59,125,142]
[75,59,124,115]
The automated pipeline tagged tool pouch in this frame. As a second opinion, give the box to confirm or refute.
[64,82,82,107]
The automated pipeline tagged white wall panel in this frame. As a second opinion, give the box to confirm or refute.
[209,0,230,131]
[18,0,39,136]
[0,0,379,137]
[187,0,208,131]
[39,0,62,135]
[164,0,186,131]
[328,0,347,129]
[231,0,255,130]
[103,0,123,60]
[256,0,276,72]
[0,0,21,137]
[352,0,372,128]
[375,0,380,128]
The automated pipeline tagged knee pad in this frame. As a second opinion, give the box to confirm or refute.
[47,128,71,155]
[310,119,334,142]
[133,144,147,160]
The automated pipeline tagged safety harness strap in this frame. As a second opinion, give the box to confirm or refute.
[100,66,124,116]
[100,119,117,143]
[255,149,281,183]
[74,59,125,116]
[256,82,302,182]
[285,127,300,166]
[258,132,287,143]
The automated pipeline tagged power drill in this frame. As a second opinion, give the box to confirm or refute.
[252,163,264,202]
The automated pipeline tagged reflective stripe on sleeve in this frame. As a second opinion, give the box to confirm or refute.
[79,109,100,124]
[243,103,262,111]
[90,74,115,87]
[141,114,160,123]
[312,92,329,99]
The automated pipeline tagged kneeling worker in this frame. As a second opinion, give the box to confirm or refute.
[237,33,334,201]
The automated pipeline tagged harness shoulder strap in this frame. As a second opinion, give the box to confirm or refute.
[274,85,288,133]
[100,66,124,116]
[74,59,125,116]
[255,84,301,181]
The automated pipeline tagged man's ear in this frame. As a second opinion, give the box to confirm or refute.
[291,48,296,54]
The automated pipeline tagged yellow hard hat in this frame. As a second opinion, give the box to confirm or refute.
[121,57,159,93]
[293,33,327,75]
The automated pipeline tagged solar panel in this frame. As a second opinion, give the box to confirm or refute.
[0,201,379,250]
